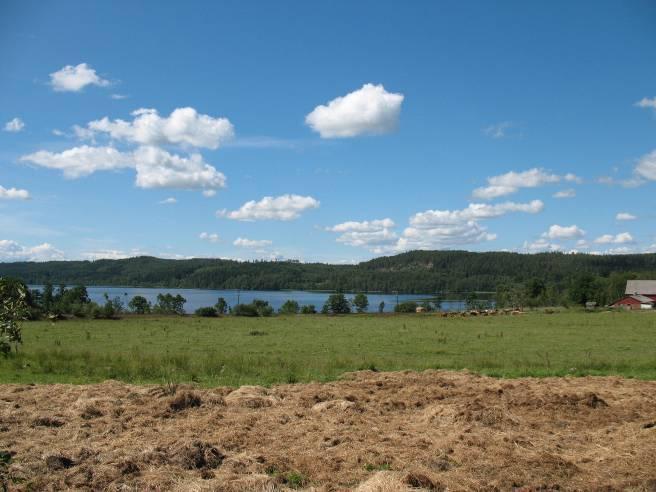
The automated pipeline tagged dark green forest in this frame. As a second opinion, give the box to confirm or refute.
[1,251,655,305]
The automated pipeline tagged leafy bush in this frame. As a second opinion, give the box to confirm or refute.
[300,304,316,314]
[128,295,151,314]
[232,303,259,317]
[195,306,218,317]
[279,300,300,315]
[234,300,273,317]
[394,301,418,313]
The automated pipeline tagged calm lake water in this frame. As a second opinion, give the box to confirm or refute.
[30,286,468,313]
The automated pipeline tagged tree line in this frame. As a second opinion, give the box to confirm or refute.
[0,251,654,298]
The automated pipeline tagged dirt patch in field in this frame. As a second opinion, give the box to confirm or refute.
[1,371,656,490]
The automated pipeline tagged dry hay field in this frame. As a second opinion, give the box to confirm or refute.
[1,370,656,491]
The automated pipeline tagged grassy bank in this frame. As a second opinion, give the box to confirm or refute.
[1,311,655,385]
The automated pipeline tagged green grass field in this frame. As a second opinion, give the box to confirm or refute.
[1,311,655,386]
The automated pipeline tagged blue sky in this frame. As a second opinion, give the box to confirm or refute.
[1,0,656,263]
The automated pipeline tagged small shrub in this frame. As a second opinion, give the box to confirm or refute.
[279,300,300,315]
[300,304,316,314]
[233,303,259,317]
[195,306,218,317]
[283,471,308,489]
[394,301,418,313]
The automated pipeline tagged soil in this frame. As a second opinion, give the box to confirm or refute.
[1,370,655,491]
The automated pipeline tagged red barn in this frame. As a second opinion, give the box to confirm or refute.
[611,280,656,310]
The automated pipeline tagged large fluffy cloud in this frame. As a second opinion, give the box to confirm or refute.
[305,83,404,138]
[20,146,132,178]
[133,146,225,191]
[218,194,319,221]
[327,219,398,251]
[543,224,585,240]
[0,186,30,200]
[84,107,234,149]
[21,145,226,193]
[4,117,25,132]
[49,63,109,92]
[0,240,64,261]
[473,168,580,200]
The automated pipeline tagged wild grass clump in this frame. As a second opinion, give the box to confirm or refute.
[169,391,202,411]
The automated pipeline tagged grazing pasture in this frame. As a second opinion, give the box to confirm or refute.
[1,311,655,385]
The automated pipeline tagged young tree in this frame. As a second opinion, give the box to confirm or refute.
[322,294,351,314]
[279,299,300,314]
[0,278,28,354]
[42,281,54,312]
[128,295,151,314]
[153,293,187,315]
[352,293,369,313]
[215,297,228,315]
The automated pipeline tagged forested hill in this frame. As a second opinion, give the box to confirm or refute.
[2,251,656,294]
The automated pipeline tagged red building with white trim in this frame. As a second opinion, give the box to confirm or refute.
[611,280,656,310]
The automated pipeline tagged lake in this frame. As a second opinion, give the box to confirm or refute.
[29,285,468,313]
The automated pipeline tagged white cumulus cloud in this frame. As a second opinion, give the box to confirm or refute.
[305,83,404,138]
[543,224,585,240]
[49,63,110,92]
[0,186,30,200]
[4,117,25,132]
[327,219,397,251]
[159,197,177,205]
[85,107,234,149]
[20,145,132,178]
[0,240,64,261]
[473,168,580,200]
[409,200,544,227]
[616,212,636,221]
[20,145,226,194]
[593,232,634,245]
[218,194,319,221]
[328,201,542,254]
[635,97,656,110]
[133,146,226,192]
[233,237,273,248]
[635,150,656,181]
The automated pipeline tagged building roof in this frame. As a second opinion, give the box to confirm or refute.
[630,294,655,304]
[625,280,656,295]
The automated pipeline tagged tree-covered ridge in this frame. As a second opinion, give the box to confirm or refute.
[1,251,656,297]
